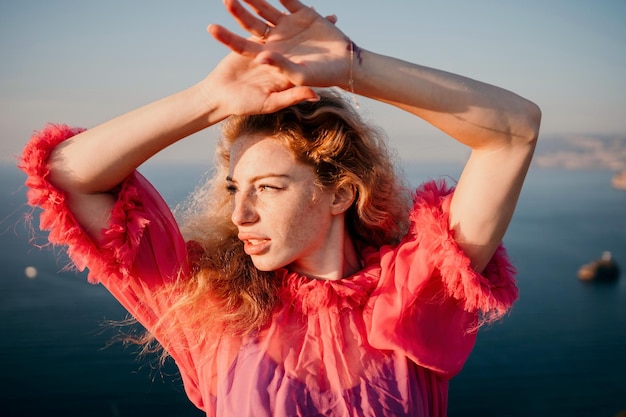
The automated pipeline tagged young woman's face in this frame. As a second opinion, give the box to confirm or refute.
[227,134,342,277]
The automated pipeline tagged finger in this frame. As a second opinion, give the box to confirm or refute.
[224,0,269,39]
[241,0,284,25]
[254,51,307,86]
[263,87,320,113]
[325,14,338,25]
[208,24,262,57]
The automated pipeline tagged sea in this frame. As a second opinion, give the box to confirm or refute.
[1,160,625,417]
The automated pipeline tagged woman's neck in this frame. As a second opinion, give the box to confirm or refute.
[289,224,360,281]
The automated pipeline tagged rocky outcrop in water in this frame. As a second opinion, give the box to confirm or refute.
[578,251,621,283]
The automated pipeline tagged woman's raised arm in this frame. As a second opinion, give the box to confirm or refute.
[351,50,541,272]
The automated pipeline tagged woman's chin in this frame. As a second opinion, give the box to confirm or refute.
[250,256,286,272]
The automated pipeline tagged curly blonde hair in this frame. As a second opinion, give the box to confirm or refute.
[144,89,412,353]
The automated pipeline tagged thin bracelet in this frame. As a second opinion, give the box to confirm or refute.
[347,38,362,109]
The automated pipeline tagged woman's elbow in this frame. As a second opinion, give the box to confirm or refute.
[520,100,542,145]
[47,144,97,195]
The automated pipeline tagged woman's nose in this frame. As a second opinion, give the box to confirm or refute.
[231,192,259,226]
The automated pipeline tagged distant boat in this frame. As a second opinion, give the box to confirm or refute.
[578,251,621,282]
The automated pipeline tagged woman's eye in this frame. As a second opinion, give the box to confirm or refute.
[258,185,281,192]
[226,185,238,194]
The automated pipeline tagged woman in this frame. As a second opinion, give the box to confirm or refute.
[19,0,541,415]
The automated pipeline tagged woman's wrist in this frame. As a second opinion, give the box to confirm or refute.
[193,77,231,127]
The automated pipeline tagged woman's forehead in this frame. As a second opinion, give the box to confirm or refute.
[230,134,293,161]
[228,135,309,179]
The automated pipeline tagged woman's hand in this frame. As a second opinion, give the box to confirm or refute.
[205,0,351,116]
[203,50,320,117]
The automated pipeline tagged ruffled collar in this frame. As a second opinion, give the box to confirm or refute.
[275,245,382,314]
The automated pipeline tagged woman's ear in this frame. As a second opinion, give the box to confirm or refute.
[330,183,356,215]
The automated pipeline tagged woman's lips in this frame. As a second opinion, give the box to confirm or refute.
[239,234,271,256]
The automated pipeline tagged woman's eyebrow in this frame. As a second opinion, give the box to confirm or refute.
[226,174,292,183]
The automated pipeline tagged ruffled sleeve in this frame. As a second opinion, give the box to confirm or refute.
[18,123,206,407]
[18,123,189,287]
[364,180,518,378]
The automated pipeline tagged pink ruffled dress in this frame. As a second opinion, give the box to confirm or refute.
[19,124,519,417]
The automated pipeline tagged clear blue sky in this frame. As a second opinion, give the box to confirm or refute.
[1,0,625,164]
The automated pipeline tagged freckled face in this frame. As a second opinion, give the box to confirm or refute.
[228,135,337,275]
